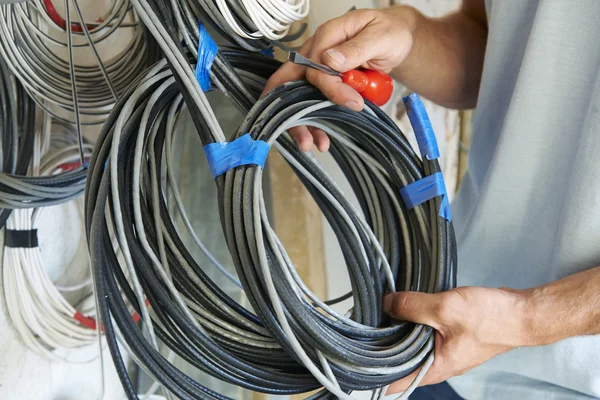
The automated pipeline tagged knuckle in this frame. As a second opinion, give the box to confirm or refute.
[342,40,364,57]
[433,293,456,319]
[392,293,411,314]
[313,25,323,38]
[360,9,381,21]
[313,22,332,40]
[305,69,321,86]
[432,301,450,319]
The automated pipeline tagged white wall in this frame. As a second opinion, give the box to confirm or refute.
[308,0,380,31]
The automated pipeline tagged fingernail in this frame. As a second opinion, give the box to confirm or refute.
[345,101,361,111]
[383,295,393,313]
[326,49,346,66]
[292,135,302,148]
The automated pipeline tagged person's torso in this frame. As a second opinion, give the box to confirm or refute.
[449,0,600,398]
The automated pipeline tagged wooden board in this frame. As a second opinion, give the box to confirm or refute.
[458,110,473,188]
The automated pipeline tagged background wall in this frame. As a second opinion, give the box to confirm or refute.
[0,2,132,398]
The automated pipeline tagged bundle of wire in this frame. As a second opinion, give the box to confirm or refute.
[85,25,456,400]
[0,112,94,208]
[0,57,36,228]
[139,0,307,60]
[212,0,308,41]
[2,116,97,360]
[0,0,161,126]
[83,0,457,398]
[0,58,95,231]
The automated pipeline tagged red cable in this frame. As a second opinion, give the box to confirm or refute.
[57,161,82,171]
[73,311,102,331]
[43,0,102,33]
[56,158,89,172]
[73,299,151,330]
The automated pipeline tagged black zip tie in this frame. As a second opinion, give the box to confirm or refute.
[5,229,39,248]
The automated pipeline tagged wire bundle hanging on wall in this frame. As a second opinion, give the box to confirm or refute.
[211,0,309,42]
[159,0,307,52]
[0,57,36,228]
[2,115,97,360]
[0,0,160,126]
[84,1,458,398]
[0,55,93,231]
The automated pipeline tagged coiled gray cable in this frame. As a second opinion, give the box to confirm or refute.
[0,0,160,126]
[85,1,457,399]
[85,57,456,400]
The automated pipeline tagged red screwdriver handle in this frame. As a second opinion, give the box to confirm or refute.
[341,70,394,107]
[341,70,369,93]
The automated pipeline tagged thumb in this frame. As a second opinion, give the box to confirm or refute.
[322,29,384,72]
[383,292,444,329]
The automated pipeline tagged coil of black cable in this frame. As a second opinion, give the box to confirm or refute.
[0,58,92,216]
[0,56,35,228]
[85,43,456,398]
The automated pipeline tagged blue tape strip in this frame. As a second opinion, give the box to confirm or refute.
[400,172,452,221]
[403,93,440,160]
[195,23,218,92]
[204,134,271,178]
[260,48,275,58]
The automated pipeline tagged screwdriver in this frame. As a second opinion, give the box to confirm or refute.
[288,51,394,106]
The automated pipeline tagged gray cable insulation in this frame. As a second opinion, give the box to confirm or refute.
[85,1,456,397]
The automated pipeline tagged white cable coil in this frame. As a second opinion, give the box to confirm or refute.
[215,0,309,41]
[2,115,96,360]
[0,0,155,126]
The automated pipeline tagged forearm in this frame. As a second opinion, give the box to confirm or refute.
[524,266,600,346]
[389,6,487,109]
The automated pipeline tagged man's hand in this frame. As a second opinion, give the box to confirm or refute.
[262,7,419,152]
[261,2,487,152]
[383,287,530,394]
[384,264,600,394]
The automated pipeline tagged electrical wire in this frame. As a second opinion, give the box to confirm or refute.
[79,1,457,398]
[85,51,456,400]
[213,0,308,41]
[161,0,308,52]
[0,110,93,210]
[0,0,161,126]
[0,55,36,229]
[2,116,98,361]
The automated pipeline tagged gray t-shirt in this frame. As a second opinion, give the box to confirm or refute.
[449,0,600,398]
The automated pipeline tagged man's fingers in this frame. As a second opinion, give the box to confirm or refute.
[386,333,446,395]
[290,127,331,152]
[386,369,419,395]
[385,363,441,395]
[322,29,385,72]
[383,292,445,329]
[308,10,380,71]
[262,61,306,96]
[308,127,330,152]
[261,36,315,97]
[289,126,313,152]
[305,69,364,110]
